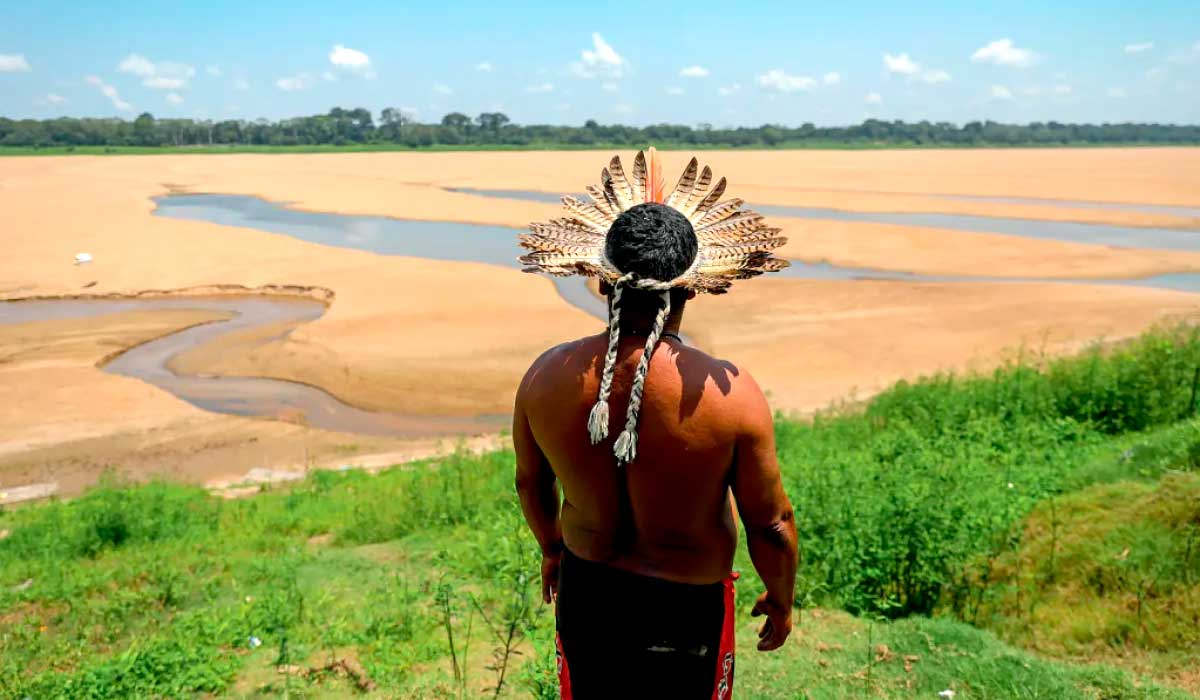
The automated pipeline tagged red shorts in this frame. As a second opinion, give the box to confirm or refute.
[555,549,738,699]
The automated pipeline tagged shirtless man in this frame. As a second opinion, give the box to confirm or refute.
[514,165,798,698]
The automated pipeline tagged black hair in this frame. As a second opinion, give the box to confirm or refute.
[605,203,698,282]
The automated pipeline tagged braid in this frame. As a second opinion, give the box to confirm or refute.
[587,272,635,444]
[613,290,671,466]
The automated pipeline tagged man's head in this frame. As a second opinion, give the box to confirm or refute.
[605,202,699,282]
[602,202,698,310]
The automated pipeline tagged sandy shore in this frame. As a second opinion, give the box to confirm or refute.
[1,148,1198,490]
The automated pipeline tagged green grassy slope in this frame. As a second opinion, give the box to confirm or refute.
[2,324,1199,697]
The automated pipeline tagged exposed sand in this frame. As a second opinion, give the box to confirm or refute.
[1,148,1198,489]
[0,309,496,495]
[685,280,1200,414]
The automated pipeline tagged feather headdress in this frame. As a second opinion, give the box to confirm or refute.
[518,149,789,466]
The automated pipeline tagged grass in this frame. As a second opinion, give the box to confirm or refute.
[0,141,1193,156]
[2,324,1199,697]
[965,471,1200,688]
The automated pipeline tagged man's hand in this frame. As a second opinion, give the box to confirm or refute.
[541,551,562,604]
[751,591,792,651]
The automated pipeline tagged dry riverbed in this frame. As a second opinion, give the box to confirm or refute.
[1,149,1198,492]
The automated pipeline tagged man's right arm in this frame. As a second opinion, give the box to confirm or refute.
[730,372,798,651]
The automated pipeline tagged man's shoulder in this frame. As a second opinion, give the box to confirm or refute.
[518,335,602,394]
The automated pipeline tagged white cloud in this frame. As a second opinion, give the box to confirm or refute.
[556,102,571,111]
[989,84,1013,100]
[1124,41,1154,54]
[119,54,196,90]
[569,32,625,79]
[475,61,494,72]
[679,65,709,78]
[1107,86,1128,98]
[233,76,250,91]
[276,73,317,91]
[42,92,68,105]
[971,38,1037,68]
[864,92,882,104]
[321,70,337,82]
[166,92,184,105]
[756,68,816,92]
[433,83,453,95]
[919,69,951,84]
[823,71,841,86]
[0,53,30,72]
[85,75,132,111]
[206,65,222,76]
[883,53,949,84]
[883,52,920,76]
[717,83,741,96]
[665,86,685,96]
[525,82,554,93]
[601,81,619,92]
[327,45,375,78]
[329,44,371,72]
[1053,84,1072,95]
[613,103,633,114]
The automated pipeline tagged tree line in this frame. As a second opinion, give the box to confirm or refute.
[2,107,1198,149]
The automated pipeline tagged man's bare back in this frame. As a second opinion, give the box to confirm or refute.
[514,327,797,649]
[517,332,755,583]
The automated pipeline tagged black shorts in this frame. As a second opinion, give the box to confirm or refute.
[555,548,737,699]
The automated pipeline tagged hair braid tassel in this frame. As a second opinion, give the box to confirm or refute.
[587,274,634,444]
[613,290,671,466]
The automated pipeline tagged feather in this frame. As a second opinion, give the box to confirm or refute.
[696,211,765,234]
[519,249,603,269]
[630,151,647,203]
[677,165,713,218]
[685,273,734,293]
[531,219,606,238]
[664,157,699,209]
[694,198,745,228]
[690,177,727,220]
[646,147,665,203]
[519,233,605,253]
[701,243,788,264]
[561,196,614,232]
[585,184,616,215]
[607,156,634,209]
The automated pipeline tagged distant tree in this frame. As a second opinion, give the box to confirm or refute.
[441,112,471,128]
[475,112,511,131]
[132,112,157,146]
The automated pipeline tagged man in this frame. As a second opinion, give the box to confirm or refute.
[513,150,798,698]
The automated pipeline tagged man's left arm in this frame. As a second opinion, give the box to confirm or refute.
[513,387,562,604]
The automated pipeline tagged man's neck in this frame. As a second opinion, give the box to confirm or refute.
[614,313,685,340]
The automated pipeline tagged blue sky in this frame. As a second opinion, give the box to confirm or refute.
[1,0,1197,126]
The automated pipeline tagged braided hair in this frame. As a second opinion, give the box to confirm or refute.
[586,203,698,466]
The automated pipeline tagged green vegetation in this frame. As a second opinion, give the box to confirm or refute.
[2,324,1198,697]
[2,108,1199,153]
[968,471,1200,687]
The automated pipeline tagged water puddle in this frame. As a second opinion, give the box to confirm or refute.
[447,187,1200,252]
[153,194,607,319]
[0,297,506,438]
[939,194,1200,219]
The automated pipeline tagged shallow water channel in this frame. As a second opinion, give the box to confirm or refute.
[447,187,1200,252]
[0,296,507,437]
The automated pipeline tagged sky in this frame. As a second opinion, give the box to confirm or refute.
[1,0,1198,127]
